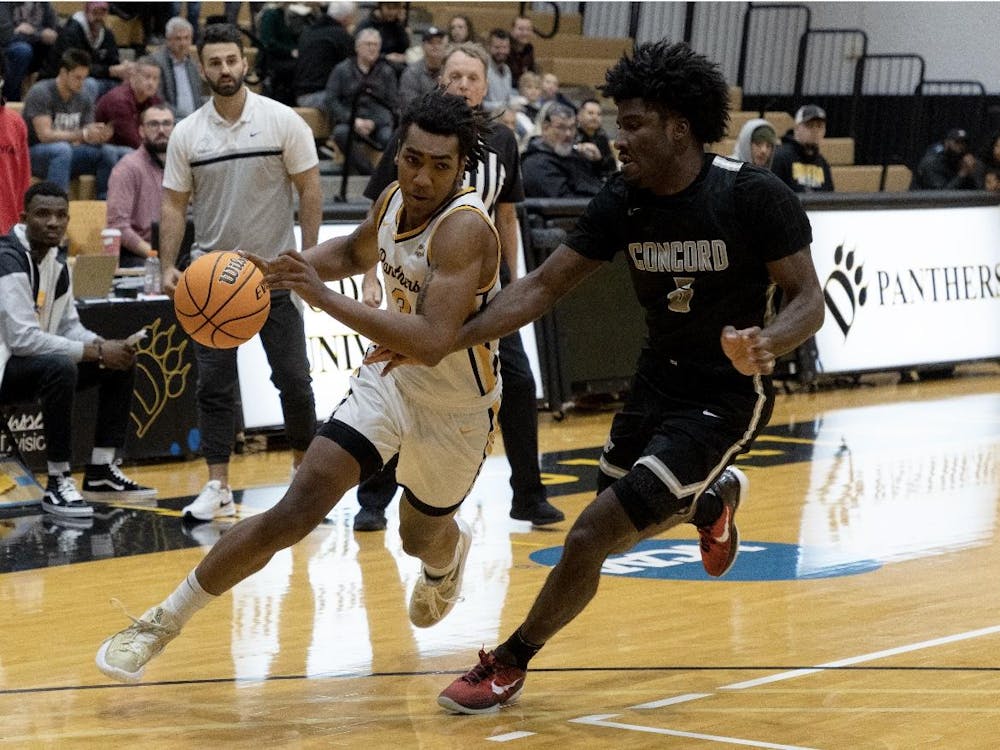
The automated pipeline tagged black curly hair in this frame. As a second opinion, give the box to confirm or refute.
[398,89,488,167]
[601,39,730,145]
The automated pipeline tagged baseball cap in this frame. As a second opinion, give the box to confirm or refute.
[751,124,779,145]
[795,104,827,124]
[946,128,969,142]
[423,26,446,40]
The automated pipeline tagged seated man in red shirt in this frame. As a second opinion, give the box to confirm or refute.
[105,104,174,268]
[95,56,162,149]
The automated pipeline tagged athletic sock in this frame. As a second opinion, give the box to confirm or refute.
[690,490,723,528]
[422,530,463,582]
[90,446,116,465]
[497,627,544,670]
[160,570,217,626]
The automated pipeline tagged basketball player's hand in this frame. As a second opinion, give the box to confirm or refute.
[721,325,775,376]
[243,250,327,307]
[163,266,182,298]
[363,344,423,374]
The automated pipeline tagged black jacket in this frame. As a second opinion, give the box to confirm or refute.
[771,135,834,192]
[521,137,605,198]
[295,16,353,96]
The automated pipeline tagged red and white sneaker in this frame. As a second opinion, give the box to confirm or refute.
[438,649,526,714]
[696,466,748,577]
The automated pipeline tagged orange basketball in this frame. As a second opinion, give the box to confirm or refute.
[174,251,270,348]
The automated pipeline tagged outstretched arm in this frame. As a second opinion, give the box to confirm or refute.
[721,246,825,375]
[456,243,604,349]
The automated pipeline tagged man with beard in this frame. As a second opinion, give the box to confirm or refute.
[911,128,981,190]
[104,104,174,268]
[522,103,605,198]
[424,39,825,713]
[155,23,322,521]
[771,104,834,192]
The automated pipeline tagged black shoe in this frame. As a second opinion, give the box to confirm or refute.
[510,498,565,526]
[42,474,94,517]
[81,462,158,502]
[353,507,387,532]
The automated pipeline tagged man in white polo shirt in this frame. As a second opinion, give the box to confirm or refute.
[157,23,323,520]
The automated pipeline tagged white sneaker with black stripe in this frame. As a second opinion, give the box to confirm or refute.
[82,462,158,502]
[42,474,94,517]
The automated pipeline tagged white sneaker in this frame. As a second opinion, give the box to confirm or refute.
[95,604,181,683]
[408,517,472,628]
[182,480,235,521]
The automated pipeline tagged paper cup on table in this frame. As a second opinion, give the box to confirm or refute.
[100,228,121,257]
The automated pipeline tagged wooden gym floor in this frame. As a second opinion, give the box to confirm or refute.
[1,364,999,748]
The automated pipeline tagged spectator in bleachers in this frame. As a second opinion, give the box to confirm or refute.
[0,2,60,102]
[501,95,534,150]
[517,70,542,121]
[984,167,1000,194]
[224,2,265,34]
[483,28,513,113]
[105,103,173,268]
[446,14,478,46]
[976,131,1000,189]
[508,16,537,82]
[0,58,31,232]
[40,2,132,103]
[324,27,397,176]
[911,128,980,191]
[94,56,162,148]
[575,97,616,179]
[771,104,833,192]
[23,49,120,199]
[731,117,779,169]
[151,17,206,120]
[257,2,318,106]
[398,26,446,110]
[538,72,576,112]
[355,2,409,73]
[521,103,604,198]
[294,1,355,109]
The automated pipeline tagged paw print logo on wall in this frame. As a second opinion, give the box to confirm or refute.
[823,243,867,339]
[130,318,192,438]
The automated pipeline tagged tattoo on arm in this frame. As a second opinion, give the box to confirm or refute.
[415,264,436,314]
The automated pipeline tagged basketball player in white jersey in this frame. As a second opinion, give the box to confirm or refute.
[95,90,502,683]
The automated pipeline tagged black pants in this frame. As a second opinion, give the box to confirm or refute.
[356,327,545,513]
[193,290,316,464]
[0,354,135,464]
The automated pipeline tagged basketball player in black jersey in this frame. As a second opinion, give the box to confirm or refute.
[428,39,826,713]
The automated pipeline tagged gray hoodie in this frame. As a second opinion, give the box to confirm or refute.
[731,117,778,169]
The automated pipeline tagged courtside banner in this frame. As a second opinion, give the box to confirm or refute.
[807,204,1000,374]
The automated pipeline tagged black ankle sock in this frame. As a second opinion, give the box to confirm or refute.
[498,627,543,670]
[690,490,722,528]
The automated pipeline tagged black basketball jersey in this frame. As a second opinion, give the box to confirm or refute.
[364,121,524,219]
[566,154,812,370]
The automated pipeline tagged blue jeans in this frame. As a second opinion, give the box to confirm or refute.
[29,142,129,199]
[3,39,40,102]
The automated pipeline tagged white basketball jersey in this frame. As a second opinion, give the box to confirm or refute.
[375,184,502,411]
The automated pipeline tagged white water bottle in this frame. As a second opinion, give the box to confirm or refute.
[143,251,162,294]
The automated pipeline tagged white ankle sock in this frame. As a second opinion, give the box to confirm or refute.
[161,571,216,626]
[48,462,70,476]
[90,447,115,465]
[422,534,463,580]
